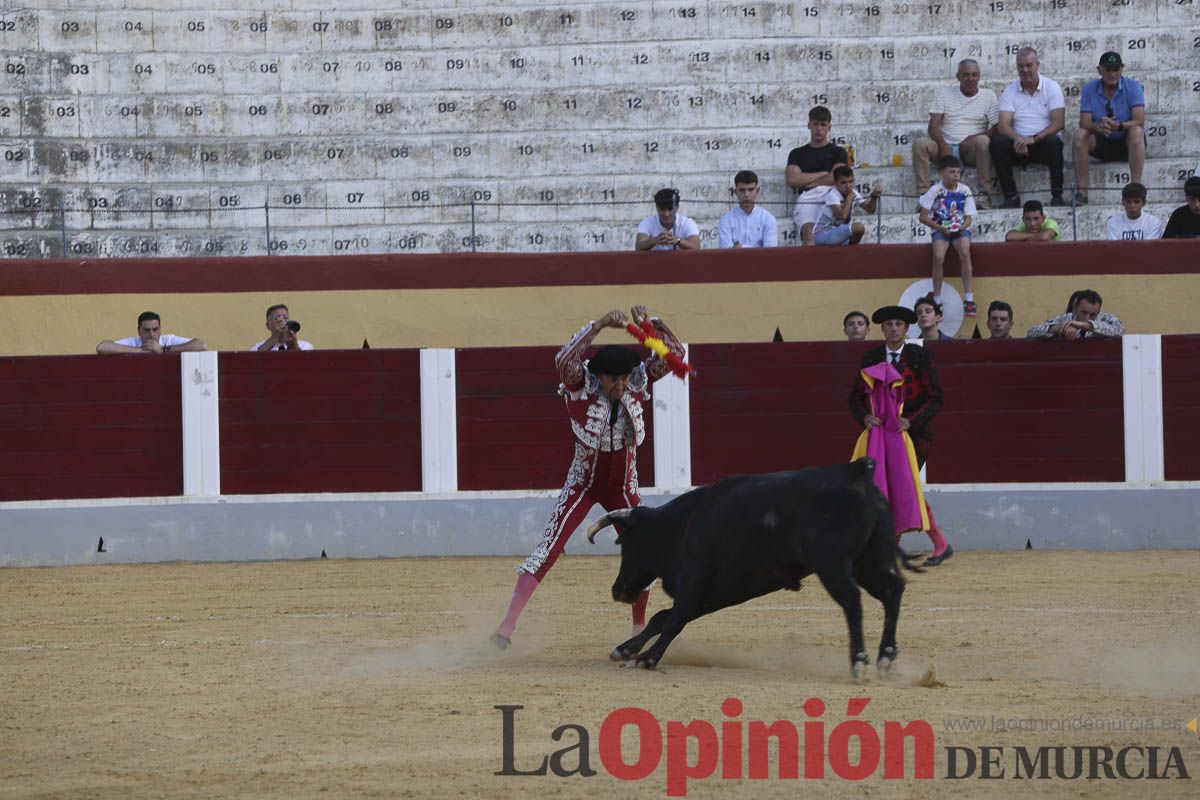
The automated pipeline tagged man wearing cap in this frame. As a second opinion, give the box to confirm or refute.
[849,306,953,566]
[635,188,701,251]
[492,305,686,649]
[1071,52,1146,206]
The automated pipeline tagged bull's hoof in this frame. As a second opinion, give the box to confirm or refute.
[489,632,511,650]
[609,647,629,662]
[877,646,899,679]
[851,652,870,681]
[625,654,657,669]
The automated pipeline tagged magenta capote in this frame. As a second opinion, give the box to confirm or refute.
[496,696,935,797]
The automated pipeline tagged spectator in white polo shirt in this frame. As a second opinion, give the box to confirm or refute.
[990,47,1067,209]
[97,311,206,355]
[912,59,999,210]
[717,170,779,248]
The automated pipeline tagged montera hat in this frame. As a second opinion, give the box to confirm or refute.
[587,344,641,376]
[1098,51,1123,68]
[871,305,918,325]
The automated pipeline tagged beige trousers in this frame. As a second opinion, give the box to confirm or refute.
[912,134,993,198]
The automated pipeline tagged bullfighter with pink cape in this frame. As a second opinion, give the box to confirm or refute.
[849,304,953,566]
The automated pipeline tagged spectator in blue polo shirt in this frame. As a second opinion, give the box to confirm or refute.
[1071,52,1146,206]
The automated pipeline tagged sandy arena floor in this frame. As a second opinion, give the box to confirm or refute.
[2,551,1198,799]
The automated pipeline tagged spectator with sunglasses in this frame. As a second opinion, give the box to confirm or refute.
[1072,52,1146,206]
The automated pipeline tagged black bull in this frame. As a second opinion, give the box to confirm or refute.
[586,458,922,677]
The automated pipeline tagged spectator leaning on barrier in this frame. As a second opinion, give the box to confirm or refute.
[986,301,1015,339]
[1072,52,1146,206]
[912,59,999,210]
[991,47,1067,209]
[1005,200,1061,242]
[813,166,882,246]
[843,310,870,342]
[914,295,954,341]
[635,188,700,251]
[252,304,313,352]
[1106,182,1163,241]
[717,170,778,248]
[1162,176,1200,239]
[785,105,849,246]
[1027,289,1124,340]
[918,155,977,316]
[96,311,206,355]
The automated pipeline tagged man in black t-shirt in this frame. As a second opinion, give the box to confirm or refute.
[785,105,849,246]
[1163,176,1200,239]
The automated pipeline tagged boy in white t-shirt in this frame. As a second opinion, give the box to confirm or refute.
[635,188,701,251]
[813,166,882,245]
[1105,182,1163,241]
[918,155,978,317]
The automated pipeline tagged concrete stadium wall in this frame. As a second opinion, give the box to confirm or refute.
[1,1,1197,257]
[2,484,1198,567]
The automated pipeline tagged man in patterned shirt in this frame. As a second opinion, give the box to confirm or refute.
[491,305,686,649]
[1026,289,1124,339]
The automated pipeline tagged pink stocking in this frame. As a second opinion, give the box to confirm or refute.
[924,502,949,556]
[631,587,650,632]
[497,571,539,638]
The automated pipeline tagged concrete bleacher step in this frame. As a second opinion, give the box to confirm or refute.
[1,2,1197,257]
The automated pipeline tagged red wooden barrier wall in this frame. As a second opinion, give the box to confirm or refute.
[1163,336,1200,481]
[929,338,1124,483]
[688,339,1125,485]
[0,355,182,500]
[455,346,655,490]
[218,351,422,494]
[1,337,1194,501]
[688,342,868,483]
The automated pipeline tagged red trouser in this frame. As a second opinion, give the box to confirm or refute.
[521,445,640,580]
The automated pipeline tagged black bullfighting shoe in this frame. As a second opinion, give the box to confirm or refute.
[923,544,954,567]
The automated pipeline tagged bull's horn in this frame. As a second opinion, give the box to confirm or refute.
[585,508,634,543]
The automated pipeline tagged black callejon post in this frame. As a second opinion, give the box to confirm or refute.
[264,200,272,256]
[58,203,68,257]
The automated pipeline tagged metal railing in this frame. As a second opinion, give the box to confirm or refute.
[0,184,1178,257]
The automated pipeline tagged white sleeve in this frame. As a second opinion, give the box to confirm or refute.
[918,185,936,210]
[717,212,734,248]
[678,216,700,239]
[929,86,946,115]
[1148,215,1164,240]
[1046,79,1066,111]
[998,84,1016,114]
[963,189,977,217]
[636,216,656,237]
[1105,214,1121,241]
[985,91,1000,127]
[762,213,779,247]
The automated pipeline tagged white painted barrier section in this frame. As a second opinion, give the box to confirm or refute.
[1122,335,1165,483]
[420,348,458,493]
[652,343,691,490]
[180,351,220,497]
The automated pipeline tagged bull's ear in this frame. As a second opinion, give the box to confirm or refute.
[852,456,876,485]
